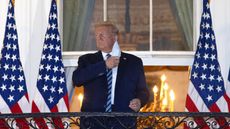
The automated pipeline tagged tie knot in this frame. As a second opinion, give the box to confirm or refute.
[106,54,111,59]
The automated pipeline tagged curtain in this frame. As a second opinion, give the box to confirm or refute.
[63,0,95,51]
[169,0,193,50]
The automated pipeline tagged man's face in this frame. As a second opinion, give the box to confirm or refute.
[95,26,116,52]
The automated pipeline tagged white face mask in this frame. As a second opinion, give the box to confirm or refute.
[111,40,121,57]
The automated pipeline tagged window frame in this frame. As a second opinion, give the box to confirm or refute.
[60,0,202,67]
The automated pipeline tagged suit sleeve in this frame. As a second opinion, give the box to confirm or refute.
[72,55,107,87]
[136,59,149,107]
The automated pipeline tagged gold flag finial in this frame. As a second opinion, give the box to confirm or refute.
[12,0,15,6]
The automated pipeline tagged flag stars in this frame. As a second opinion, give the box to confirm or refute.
[210,44,215,51]
[53,66,58,73]
[196,52,201,59]
[1,84,7,91]
[210,54,216,61]
[41,54,46,60]
[194,62,199,69]
[11,65,16,71]
[206,95,212,102]
[18,75,24,82]
[2,74,8,81]
[205,23,210,30]
[50,86,56,93]
[203,53,209,60]
[51,23,56,30]
[216,86,222,92]
[47,54,53,61]
[56,35,60,42]
[55,45,60,52]
[50,34,55,40]
[5,53,10,60]
[42,85,48,92]
[45,64,51,71]
[7,13,13,19]
[49,44,54,50]
[45,34,50,40]
[6,33,11,40]
[192,72,198,79]
[209,64,215,71]
[8,95,14,102]
[205,33,210,39]
[10,75,16,82]
[12,45,17,51]
[18,85,24,92]
[199,84,205,90]
[44,74,50,81]
[207,85,214,92]
[4,64,9,71]
[39,64,44,70]
[51,76,57,83]
[59,77,65,83]
[12,54,17,61]
[200,74,207,80]
[18,66,23,72]
[204,43,209,50]
[6,43,11,50]
[217,76,222,82]
[48,96,54,103]
[12,34,17,41]
[60,67,65,73]
[7,23,12,30]
[9,85,15,92]
[208,75,214,81]
[38,75,42,80]
[58,87,63,94]
[211,34,215,41]
[54,56,59,62]
[202,63,208,70]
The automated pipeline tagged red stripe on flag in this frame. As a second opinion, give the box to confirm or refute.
[32,101,49,129]
[209,103,228,128]
[0,112,9,129]
[185,95,199,112]
[63,94,69,111]
[11,103,29,129]
[185,95,209,129]
[224,94,230,111]
[51,105,64,129]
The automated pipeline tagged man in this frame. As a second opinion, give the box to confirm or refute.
[72,22,149,128]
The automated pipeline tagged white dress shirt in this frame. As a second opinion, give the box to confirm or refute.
[102,52,118,104]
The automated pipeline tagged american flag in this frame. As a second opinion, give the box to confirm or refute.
[0,0,30,128]
[185,0,230,128]
[31,0,69,128]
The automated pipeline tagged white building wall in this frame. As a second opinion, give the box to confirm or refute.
[0,0,230,102]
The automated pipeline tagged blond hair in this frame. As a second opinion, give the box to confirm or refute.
[94,21,119,35]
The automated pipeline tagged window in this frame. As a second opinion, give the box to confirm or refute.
[63,0,194,51]
[63,0,198,112]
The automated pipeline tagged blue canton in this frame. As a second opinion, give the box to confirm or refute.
[36,0,68,110]
[190,0,225,108]
[0,0,28,108]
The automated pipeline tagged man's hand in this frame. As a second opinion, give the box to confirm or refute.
[129,98,141,112]
[105,56,119,69]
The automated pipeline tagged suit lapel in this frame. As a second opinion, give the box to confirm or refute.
[95,51,104,62]
[115,52,126,88]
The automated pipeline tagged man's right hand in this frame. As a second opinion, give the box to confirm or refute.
[105,56,120,69]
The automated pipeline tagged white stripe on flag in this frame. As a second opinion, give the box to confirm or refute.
[0,96,11,113]
[216,96,228,112]
[18,96,31,113]
[57,98,68,112]
[188,81,210,112]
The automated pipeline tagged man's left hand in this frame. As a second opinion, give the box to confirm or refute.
[129,98,141,112]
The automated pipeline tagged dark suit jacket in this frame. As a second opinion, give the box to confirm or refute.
[72,51,149,112]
